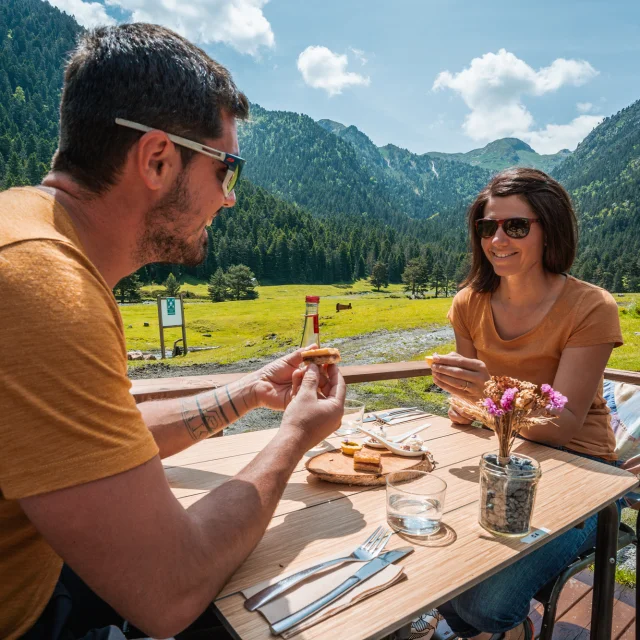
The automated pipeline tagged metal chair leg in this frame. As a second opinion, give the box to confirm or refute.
[538,574,568,640]
[591,502,619,640]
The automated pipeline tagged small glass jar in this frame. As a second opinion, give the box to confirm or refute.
[479,452,541,537]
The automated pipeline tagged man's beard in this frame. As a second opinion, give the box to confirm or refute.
[137,170,209,267]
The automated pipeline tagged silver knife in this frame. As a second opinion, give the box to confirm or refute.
[269,547,413,636]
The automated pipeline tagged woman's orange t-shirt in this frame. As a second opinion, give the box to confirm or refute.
[447,276,623,460]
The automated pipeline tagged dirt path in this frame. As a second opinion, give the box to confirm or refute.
[129,326,454,434]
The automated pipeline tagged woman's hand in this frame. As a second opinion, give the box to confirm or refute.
[448,406,475,425]
[431,352,490,400]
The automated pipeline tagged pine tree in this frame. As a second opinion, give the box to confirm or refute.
[370,261,389,291]
[401,259,429,297]
[163,273,181,297]
[431,263,445,298]
[26,152,40,184]
[207,268,228,302]
[113,274,142,303]
[225,264,258,300]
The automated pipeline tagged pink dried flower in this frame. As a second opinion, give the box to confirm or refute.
[484,397,505,417]
[500,387,519,411]
[545,388,568,411]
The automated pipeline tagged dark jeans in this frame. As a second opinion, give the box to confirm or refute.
[438,446,623,637]
[21,565,233,640]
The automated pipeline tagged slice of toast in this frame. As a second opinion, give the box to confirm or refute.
[301,347,341,366]
[353,449,382,473]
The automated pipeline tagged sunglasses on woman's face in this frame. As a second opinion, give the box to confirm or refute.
[475,217,540,239]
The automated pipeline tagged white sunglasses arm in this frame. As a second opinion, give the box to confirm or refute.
[114,118,226,162]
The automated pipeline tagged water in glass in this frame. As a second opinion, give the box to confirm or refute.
[386,471,447,537]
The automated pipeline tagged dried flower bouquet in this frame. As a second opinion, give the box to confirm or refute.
[451,376,568,464]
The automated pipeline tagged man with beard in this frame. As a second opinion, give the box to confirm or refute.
[0,24,346,640]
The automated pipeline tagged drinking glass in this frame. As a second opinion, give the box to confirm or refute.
[386,471,447,536]
[335,399,365,436]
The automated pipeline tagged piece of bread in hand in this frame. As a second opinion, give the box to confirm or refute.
[353,449,382,473]
[425,355,435,368]
[301,347,341,366]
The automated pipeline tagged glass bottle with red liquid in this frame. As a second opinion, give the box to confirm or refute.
[300,295,320,348]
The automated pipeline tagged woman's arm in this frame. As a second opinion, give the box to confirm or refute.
[434,330,484,425]
[518,342,614,447]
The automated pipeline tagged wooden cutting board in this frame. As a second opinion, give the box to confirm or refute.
[305,445,436,486]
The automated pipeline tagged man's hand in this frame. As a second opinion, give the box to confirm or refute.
[431,352,490,400]
[279,363,346,451]
[245,345,331,411]
[244,346,309,411]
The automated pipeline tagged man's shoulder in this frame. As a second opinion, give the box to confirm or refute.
[1,239,118,323]
[0,187,79,250]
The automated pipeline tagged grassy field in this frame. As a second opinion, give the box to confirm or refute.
[124,280,455,367]
[122,283,640,372]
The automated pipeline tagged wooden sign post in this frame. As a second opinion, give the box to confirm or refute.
[157,293,187,359]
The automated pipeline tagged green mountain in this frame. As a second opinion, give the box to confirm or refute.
[428,138,572,173]
[0,0,467,289]
[2,0,639,293]
[554,99,640,292]
[314,117,491,219]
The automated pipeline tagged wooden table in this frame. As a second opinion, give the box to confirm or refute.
[164,414,638,640]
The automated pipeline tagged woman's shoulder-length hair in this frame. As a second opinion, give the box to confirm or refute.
[462,167,578,293]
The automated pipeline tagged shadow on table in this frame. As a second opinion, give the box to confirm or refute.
[165,466,231,491]
[448,464,481,484]
[257,490,371,571]
[395,523,457,548]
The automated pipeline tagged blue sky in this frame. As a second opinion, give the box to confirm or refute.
[48,0,640,154]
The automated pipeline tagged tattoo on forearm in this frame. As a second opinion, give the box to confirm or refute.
[213,389,230,424]
[226,386,240,418]
[180,384,241,441]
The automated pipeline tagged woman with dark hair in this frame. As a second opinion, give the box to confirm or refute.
[431,168,623,640]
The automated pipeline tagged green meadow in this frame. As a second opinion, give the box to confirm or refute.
[122,283,640,373]
[123,281,456,367]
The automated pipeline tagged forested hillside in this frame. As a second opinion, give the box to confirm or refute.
[2,0,639,293]
[145,179,469,288]
[0,0,81,188]
[554,100,640,291]
[315,117,490,219]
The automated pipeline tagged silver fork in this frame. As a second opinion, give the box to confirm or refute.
[244,526,392,611]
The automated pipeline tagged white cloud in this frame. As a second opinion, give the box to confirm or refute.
[297,46,370,96]
[520,115,603,154]
[349,47,368,65]
[47,0,116,28]
[433,49,600,152]
[577,101,594,113]
[105,0,275,56]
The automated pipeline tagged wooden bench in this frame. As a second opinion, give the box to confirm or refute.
[335,302,352,312]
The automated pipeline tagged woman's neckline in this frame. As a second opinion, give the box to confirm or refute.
[488,274,571,343]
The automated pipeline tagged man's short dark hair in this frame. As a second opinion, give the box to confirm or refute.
[463,167,578,293]
[52,23,249,193]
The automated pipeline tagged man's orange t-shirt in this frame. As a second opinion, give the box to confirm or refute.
[0,187,159,639]
[448,276,623,461]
